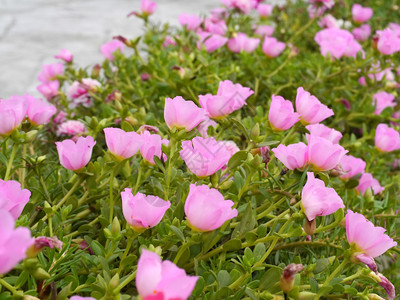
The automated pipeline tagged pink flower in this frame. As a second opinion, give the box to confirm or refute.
[53,111,67,124]
[140,131,168,165]
[372,91,396,115]
[66,79,100,108]
[228,33,260,53]
[162,36,176,48]
[56,120,86,137]
[204,19,227,35]
[0,210,34,274]
[0,180,30,220]
[104,128,143,161]
[164,96,206,131]
[318,14,340,28]
[301,172,344,221]
[27,96,57,126]
[199,80,254,119]
[141,0,157,16]
[121,189,170,232]
[185,184,238,231]
[352,24,371,42]
[197,117,217,138]
[222,0,252,14]
[314,28,362,59]
[309,0,334,9]
[56,136,96,171]
[37,81,60,100]
[136,249,198,300]
[346,209,396,260]
[376,24,400,55]
[262,37,285,57]
[305,124,342,144]
[0,96,29,136]
[295,87,334,124]
[375,123,400,152]
[254,25,275,37]
[178,13,202,31]
[268,95,299,131]
[101,40,124,60]
[272,142,308,170]
[38,63,64,83]
[352,4,373,23]
[339,155,366,179]
[54,49,73,63]
[356,173,384,195]
[307,135,348,171]
[180,137,233,177]
[198,32,228,52]
[210,7,228,21]
[257,4,273,17]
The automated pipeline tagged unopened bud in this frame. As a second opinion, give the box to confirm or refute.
[304,219,316,235]
[280,263,304,293]
[251,123,260,139]
[368,294,385,300]
[111,217,121,236]
[33,268,51,280]
[26,130,39,143]
[109,273,120,289]
[138,124,158,133]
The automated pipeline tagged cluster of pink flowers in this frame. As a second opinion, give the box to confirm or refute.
[315,27,362,59]
[66,78,101,108]
[0,94,56,136]
[269,87,333,132]
[376,23,400,55]
[37,63,63,100]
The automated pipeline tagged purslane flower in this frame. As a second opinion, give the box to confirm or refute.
[136,249,198,300]
[56,136,96,171]
[180,137,233,177]
[185,184,238,231]
[0,209,34,274]
[121,189,170,232]
[164,96,207,131]
[346,210,397,272]
[0,179,31,220]
[301,172,344,221]
[295,87,334,124]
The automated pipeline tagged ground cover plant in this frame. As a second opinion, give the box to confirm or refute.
[1,0,400,299]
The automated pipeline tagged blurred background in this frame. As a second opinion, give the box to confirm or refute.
[0,0,217,97]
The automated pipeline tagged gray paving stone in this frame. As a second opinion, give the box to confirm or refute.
[0,0,218,98]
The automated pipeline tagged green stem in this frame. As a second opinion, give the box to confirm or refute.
[165,137,176,200]
[315,259,349,299]
[32,177,84,230]
[133,167,142,194]
[229,272,249,290]
[174,241,193,264]
[4,144,18,180]
[118,234,137,273]
[109,169,115,224]
[253,218,292,268]
[114,270,137,294]
[0,277,22,295]
[20,144,27,188]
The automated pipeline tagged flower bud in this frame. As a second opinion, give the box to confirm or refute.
[304,219,316,235]
[280,263,304,293]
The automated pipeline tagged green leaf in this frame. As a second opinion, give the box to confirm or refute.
[228,150,248,169]
[314,258,330,274]
[259,267,281,290]
[169,225,185,242]
[217,270,231,287]
[253,243,266,261]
